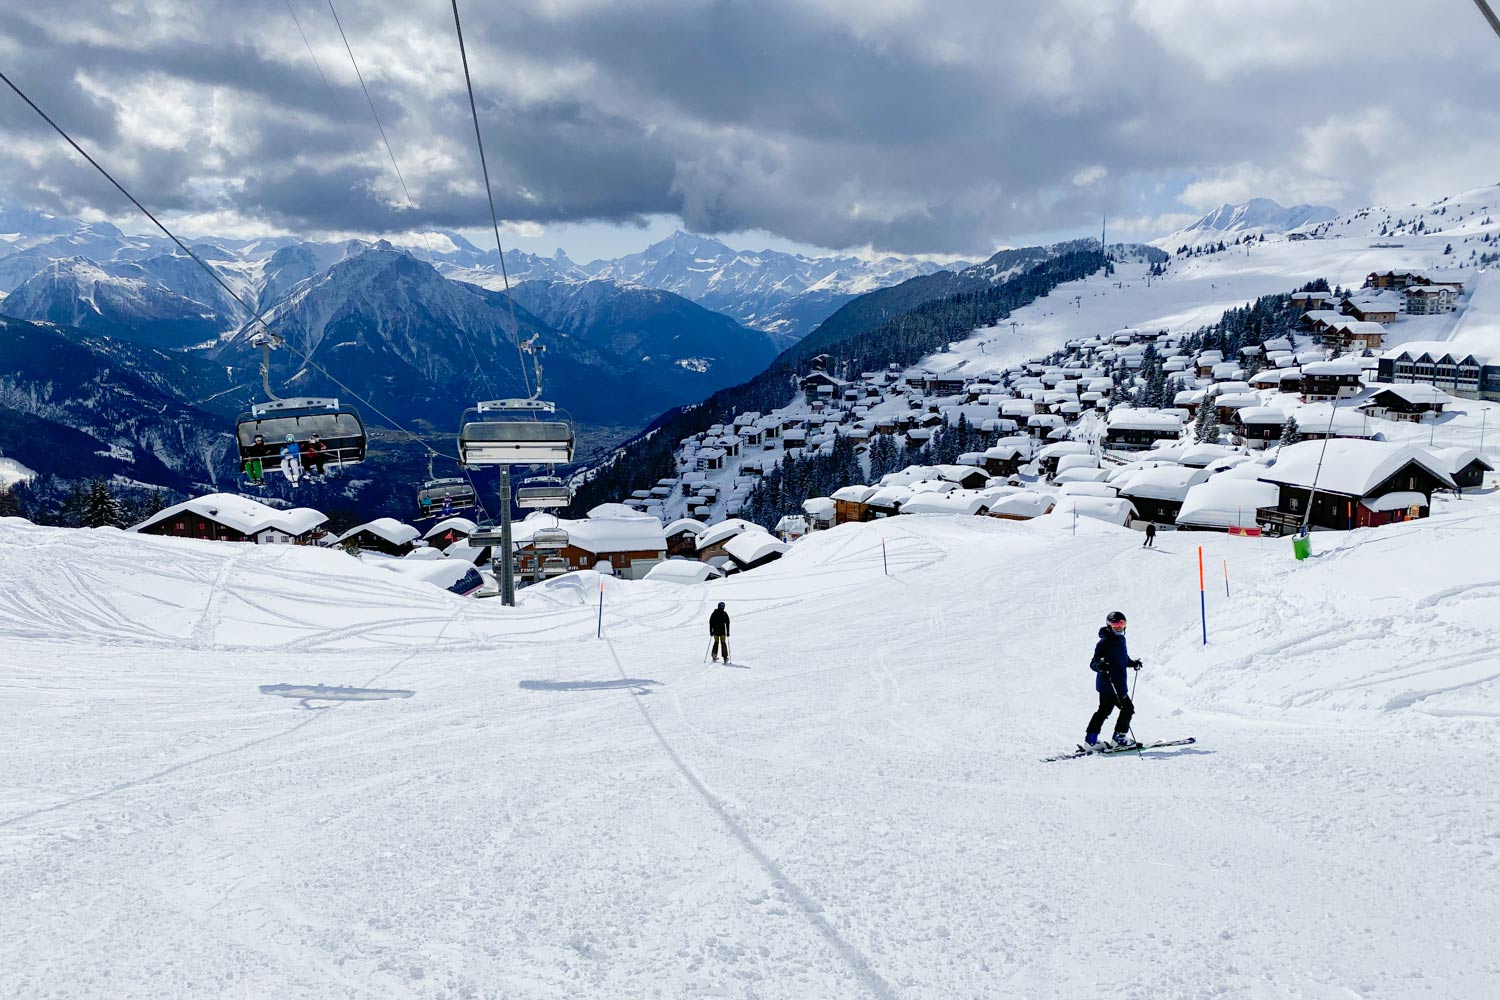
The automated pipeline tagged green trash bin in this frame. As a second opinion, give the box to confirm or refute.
[1292,536,1311,561]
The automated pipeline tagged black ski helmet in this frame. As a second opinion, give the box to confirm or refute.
[1105,611,1127,624]
[717,602,725,609]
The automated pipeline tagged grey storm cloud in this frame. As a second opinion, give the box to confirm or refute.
[1,0,1498,253]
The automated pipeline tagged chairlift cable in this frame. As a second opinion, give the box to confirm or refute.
[325,0,419,210]
[1476,0,1500,39]
[0,68,463,465]
[283,0,372,172]
[450,0,535,399]
[318,0,495,516]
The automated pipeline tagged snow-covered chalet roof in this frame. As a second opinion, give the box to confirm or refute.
[1359,492,1427,513]
[987,491,1055,518]
[1114,465,1210,502]
[723,530,788,565]
[131,493,326,538]
[1258,441,1455,497]
[696,518,757,550]
[1357,383,1453,407]
[1423,447,1495,475]
[1176,476,1281,529]
[643,559,723,584]
[1107,409,1185,432]
[1302,359,1364,377]
[422,517,478,541]
[568,518,668,555]
[334,518,421,547]
[663,518,707,537]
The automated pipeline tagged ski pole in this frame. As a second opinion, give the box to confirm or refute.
[1103,670,1141,757]
[703,640,713,663]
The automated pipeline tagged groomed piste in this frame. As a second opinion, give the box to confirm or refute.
[0,509,1496,998]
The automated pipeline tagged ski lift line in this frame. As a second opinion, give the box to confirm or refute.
[283,0,372,172]
[316,0,507,435]
[0,69,469,467]
[324,0,419,213]
[1478,0,1500,39]
[450,0,534,399]
[308,0,503,514]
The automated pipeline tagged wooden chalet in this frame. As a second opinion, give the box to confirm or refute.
[131,493,326,545]
[1256,441,1453,531]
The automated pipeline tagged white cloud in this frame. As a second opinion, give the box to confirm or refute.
[1072,165,1108,187]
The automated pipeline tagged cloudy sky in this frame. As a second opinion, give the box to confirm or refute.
[2,0,1499,260]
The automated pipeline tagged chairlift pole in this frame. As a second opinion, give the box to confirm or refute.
[499,466,516,605]
[1299,401,1342,537]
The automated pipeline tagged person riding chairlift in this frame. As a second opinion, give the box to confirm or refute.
[303,432,330,479]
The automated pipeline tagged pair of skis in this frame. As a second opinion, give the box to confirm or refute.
[1041,737,1196,763]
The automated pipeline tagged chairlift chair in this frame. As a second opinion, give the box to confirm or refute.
[236,398,366,472]
[458,399,574,467]
[468,521,505,548]
[540,555,569,578]
[515,475,573,509]
[417,477,477,517]
[531,526,569,551]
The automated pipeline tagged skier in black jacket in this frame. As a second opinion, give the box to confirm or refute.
[709,602,730,663]
[1086,610,1142,747]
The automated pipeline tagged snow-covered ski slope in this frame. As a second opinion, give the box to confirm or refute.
[2,509,1497,999]
[931,184,1500,377]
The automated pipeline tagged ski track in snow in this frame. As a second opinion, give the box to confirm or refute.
[1,514,1498,998]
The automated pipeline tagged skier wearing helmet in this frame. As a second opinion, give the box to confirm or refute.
[1085,610,1142,748]
[278,433,303,487]
[708,602,730,663]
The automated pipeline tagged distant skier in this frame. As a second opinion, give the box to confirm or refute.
[1143,522,1157,548]
[279,434,302,487]
[242,433,266,487]
[440,493,455,517]
[302,433,330,479]
[1086,610,1142,748]
[709,601,730,663]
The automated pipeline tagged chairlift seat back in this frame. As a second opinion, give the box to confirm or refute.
[459,419,575,466]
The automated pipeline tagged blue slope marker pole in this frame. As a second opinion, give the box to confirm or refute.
[597,576,605,639]
[1198,546,1207,646]
[882,536,889,576]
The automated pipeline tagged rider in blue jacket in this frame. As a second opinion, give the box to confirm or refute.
[1086,610,1142,747]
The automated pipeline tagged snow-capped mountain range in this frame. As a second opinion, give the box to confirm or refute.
[0,211,967,349]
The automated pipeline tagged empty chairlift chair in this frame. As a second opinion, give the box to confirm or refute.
[458,399,575,467]
[531,527,569,551]
[515,475,573,509]
[417,477,478,518]
[236,398,366,473]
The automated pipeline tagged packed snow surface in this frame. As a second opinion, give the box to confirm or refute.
[1,511,1497,998]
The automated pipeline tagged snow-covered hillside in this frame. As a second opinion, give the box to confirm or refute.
[1160,198,1339,249]
[1,503,1496,997]
[932,184,1500,379]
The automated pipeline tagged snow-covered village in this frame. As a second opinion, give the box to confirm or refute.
[3,4,1500,999]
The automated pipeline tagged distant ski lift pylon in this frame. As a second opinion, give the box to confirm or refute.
[458,398,575,467]
[515,474,573,509]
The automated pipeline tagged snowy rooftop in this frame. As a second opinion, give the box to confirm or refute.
[722,530,789,565]
[1258,440,1455,496]
[1114,465,1210,501]
[334,518,421,547]
[1176,476,1282,529]
[696,518,758,550]
[131,493,326,538]
[422,517,478,541]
